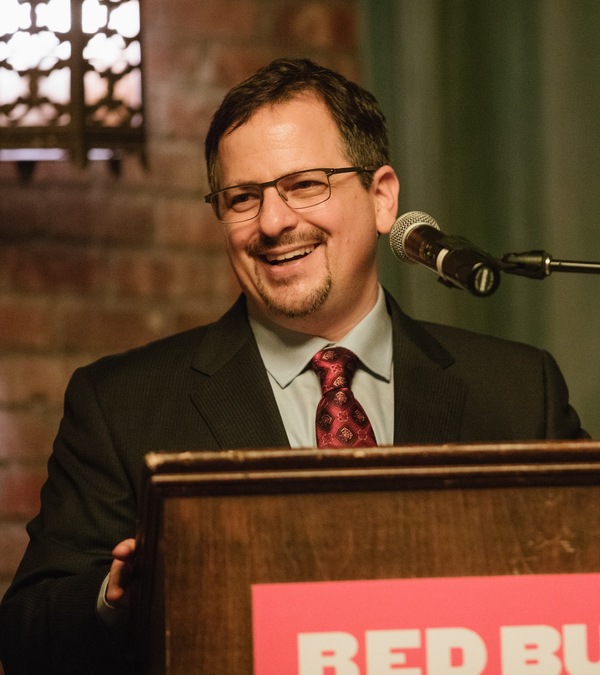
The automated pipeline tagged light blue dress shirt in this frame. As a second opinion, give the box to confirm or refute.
[249,286,394,448]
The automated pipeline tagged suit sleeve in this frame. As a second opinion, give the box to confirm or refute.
[541,349,590,440]
[0,366,140,674]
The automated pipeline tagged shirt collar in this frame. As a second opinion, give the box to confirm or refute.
[249,286,393,389]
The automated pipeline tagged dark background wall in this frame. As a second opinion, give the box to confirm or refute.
[365,0,600,440]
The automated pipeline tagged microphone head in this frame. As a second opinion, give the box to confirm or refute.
[389,211,440,263]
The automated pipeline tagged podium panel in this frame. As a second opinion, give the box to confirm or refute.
[134,441,600,673]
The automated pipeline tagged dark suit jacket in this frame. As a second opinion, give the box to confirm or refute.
[0,292,587,673]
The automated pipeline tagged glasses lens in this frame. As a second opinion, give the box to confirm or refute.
[211,169,335,223]
[278,170,330,209]
[215,185,262,222]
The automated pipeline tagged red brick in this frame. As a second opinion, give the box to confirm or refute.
[172,263,240,330]
[173,303,232,332]
[0,186,153,245]
[0,465,46,518]
[274,2,357,49]
[33,156,116,184]
[206,254,240,300]
[117,152,149,187]
[155,197,225,248]
[0,160,19,180]
[41,191,155,244]
[207,45,278,89]
[0,243,106,294]
[110,250,213,299]
[89,194,156,245]
[0,522,29,575]
[61,304,168,351]
[111,253,175,299]
[145,141,206,192]
[0,186,44,240]
[147,0,259,40]
[0,355,81,406]
[0,301,57,350]
[144,38,206,88]
[157,91,216,142]
[320,53,364,84]
[0,154,131,190]
[0,410,60,461]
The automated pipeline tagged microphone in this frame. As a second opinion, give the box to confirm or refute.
[389,211,501,297]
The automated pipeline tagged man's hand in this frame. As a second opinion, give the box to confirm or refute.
[105,538,137,609]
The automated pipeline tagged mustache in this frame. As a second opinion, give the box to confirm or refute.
[246,229,327,256]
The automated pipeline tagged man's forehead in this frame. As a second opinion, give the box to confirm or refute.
[216,95,344,184]
[225,91,332,137]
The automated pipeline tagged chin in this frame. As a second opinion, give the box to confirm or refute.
[258,279,332,320]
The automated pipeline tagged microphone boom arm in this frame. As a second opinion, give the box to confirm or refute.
[501,251,600,279]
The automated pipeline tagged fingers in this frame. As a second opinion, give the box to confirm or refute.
[111,538,136,562]
[105,538,137,609]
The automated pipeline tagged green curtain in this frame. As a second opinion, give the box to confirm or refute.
[362,0,600,437]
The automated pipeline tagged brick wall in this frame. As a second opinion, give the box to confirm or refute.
[0,0,362,609]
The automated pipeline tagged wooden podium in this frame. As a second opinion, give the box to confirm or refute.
[133,441,600,673]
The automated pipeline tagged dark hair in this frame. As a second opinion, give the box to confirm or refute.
[204,58,390,191]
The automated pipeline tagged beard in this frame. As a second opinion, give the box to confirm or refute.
[248,228,332,318]
[254,268,332,318]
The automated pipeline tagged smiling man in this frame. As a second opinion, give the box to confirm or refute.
[213,93,398,338]
[0,58,588,674]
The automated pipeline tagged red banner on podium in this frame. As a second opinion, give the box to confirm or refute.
[252,573,600,674]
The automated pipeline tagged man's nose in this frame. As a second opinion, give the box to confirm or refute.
[257,186,299,237]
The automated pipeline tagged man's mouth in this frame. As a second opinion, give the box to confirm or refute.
[263,245,318,266]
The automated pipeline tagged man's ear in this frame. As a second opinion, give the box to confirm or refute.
[371,165,400,234]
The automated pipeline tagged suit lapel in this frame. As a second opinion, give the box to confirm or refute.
[189,297,290,450]
[189,293,467,449]
[387,295,467,444]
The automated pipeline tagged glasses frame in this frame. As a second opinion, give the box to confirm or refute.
[204,166,377,224]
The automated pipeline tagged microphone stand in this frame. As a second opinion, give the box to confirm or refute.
[500,251,600,279]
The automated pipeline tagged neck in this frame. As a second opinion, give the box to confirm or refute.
[248,285,381,342]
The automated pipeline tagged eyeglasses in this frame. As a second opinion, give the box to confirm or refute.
[204,167,376,224]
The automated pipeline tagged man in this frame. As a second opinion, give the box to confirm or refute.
[0,58,587,673]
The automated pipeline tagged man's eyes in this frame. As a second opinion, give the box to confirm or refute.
[285,175,327,192]
[290,179,322,190]
[227,190,260,208]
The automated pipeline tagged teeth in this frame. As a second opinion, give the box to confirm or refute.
[266,245,316,263]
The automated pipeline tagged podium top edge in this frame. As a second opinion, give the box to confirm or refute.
[143,440,600,475]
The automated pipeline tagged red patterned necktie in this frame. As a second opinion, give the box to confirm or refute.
[310,347,378,448]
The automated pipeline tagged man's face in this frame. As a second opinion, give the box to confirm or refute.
[216,93,398,339]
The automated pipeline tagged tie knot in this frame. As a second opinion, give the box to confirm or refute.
[311,347,358,393]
